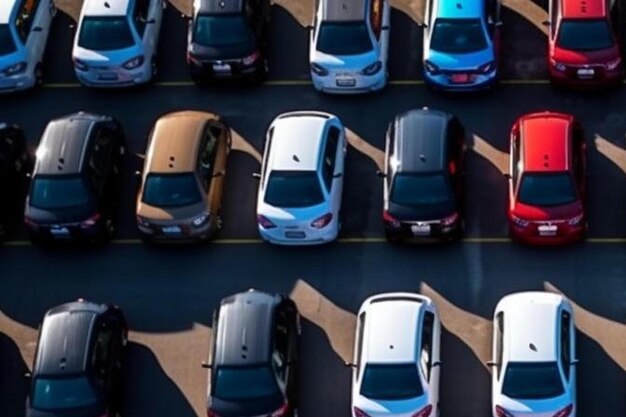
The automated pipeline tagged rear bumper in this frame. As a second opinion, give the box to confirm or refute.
[549,66,623,89]
[509,223,585,245]
[424,70,497,91]
[258,224,339,246]
[0,72,36,93]
[311,71,387,94]
[137,221,215,242]
[75,63,152,88]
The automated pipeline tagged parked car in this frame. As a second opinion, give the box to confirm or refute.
[422,0,501,90]
[204,289,299,417]
[349,293,441,417]
[507,112,586,245]
[24,112,125,242]
[136,111,230,241]
[488,292,576,417]
[547,0,623,87]
[0,123,29,237]
[72,0,165,87]
[255,111,346,245]
[0,0,56,92]
[187,0,270,83]
[309,0,390,93]
[381,108,465,242]
[26,299,128,417]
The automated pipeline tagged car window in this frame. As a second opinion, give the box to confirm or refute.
[420,311,434,381]
[142,173,203,208]
[355,312,365,378]
[78,16,135,51]
[495,312,504,378]
[0,24,17,54]
[501,362,565,399]
[517,173,577,207]
[199,125,220,189]
[133,0,151,37]
[213,365,281,401]
[560,311,571,380]
[430,18,488,53]
[322,126,340,192]
[15,0,41,43]
[556,19,614,51]
[390,173,453,206]
[317,22,374,55]
[193,14,254,48]
[30,175,92,209]
[360,364,424,400]
[264,170,324,208]
[31,377,97,410]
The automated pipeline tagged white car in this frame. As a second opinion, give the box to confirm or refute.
[0,0,56,92]
[489,292,577,417]
[255,111,346,245]
[349,293,441,417]
[72,0,165,87]
[309,0,390,94]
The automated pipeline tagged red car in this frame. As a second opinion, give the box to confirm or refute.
[547,0,623,87]
[507,112,586,245]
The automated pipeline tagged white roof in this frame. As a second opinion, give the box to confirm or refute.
[498,292,564,362]
[0,0,16,25]
[268,115,327,171]
[83,0,132,16]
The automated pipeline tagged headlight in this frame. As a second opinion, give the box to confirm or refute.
[511,215,529,227]
[3,62,27,76]
[310,62,329,76]
[242,50,260,66]
[550,59,566,72]
[424,60,440,74]
[360,61,382,75]
[73,58,88,71]
[606,57,621,71]
[122,55,145,70]
[477,61,495,74]
[192,211,210,227]
[568,213,584,226]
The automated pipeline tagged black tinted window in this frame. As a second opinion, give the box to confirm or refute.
[32,377,97,410]
[264,171,324,208]
[430,19,488,53]
[390,173,452,206]
[78,17,135,51]
[502,362,565,399]
[360,364,423,400]
[214,365,280,400]
[317,22,373,55]
[518,173,577,207]
[142,173,202,208]
[193,14,253,47]
[30,176,91,209]
[0,25,17,55]
[557,19,614,51]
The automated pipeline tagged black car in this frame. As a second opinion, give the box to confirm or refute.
[26,299,128,417]
[204,290,299,417]
[187,0,270,83]
[24,112,125,243]
[0,123,30,238]
[380,108,465,242]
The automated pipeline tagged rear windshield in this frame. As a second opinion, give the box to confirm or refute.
[430,18,488,53]
[0,24,17,55]
[142,173,202,208]
[193,14,253,47]
[390,173,452,206]
[502,362,565,399]
[214,365,280,401]
[264,170,324,208]
[518,173,577,207]
[32,377,97,410]
[556,19,614,51]
[360,363,424,400]
[30,176,91,210]
[317,22,373,55]
[78,16,135,51]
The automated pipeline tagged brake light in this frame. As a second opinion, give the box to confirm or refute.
[311,213,333,228]
[495,405,513,417]
[553,404,573,417]
[257,214,277,229]
[270,402,290,417]
[567,213,583,226]
[383,210,401,228]
[353,406,371,417]
[242,50,261,66]
[24,216,38,228]
[412,404,433,417]
[511,214,529,227]
[80,213,101,229]
[187,52,201,65]
[441,212,459,226]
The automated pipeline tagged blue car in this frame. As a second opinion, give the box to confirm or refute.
[422,0,501,90]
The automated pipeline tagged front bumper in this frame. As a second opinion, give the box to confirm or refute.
[311,70,387,94]
[0,72,36,93]
[424,69,497,91]
[74,63,152,88]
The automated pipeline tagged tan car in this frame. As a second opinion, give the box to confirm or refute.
[136,111,230,241]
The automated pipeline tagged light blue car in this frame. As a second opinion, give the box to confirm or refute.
[422,0,501,90]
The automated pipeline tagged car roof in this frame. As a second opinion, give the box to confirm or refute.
[520,112,572,173]
[322,0,368,22]
[497,292,564,362]
[268,113,330,172]
[195,0,244,14]
[35,113,106,176]
[214,290,279,366]
[146,111,216,174]
[0,0,17,25]
[393,109,448,173]
[83,0,132,16]
[561,0,607,19]
[436,0,484,19]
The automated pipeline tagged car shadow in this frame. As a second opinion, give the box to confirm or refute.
[0,332,29,417]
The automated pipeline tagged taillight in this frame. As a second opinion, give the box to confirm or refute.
[270,402,290,417]
[553,404,573,417]
[511,214,529,227]
[242,50,261,66]
[257,214,277,229]
[567,214,583,226]
[80,213,101,229]
[311,213,332,228]
[187,52,201,65]
[495,405,513,417]
[383,210,401,228]
[441,212,459,226]
[353,406,371,417]
[24,216,38,228]
[412,404,433,417]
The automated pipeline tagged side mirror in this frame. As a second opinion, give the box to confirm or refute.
[418,22,428,28]
[212,170,225,178]
[344,361,356,368]
[503,173,511,179]
[26,172,32,179]
[134,170,142,177]
[376,170,386,178]
[252,172,261,180]
[541,20,550,26]
[333,172,343,178]
[24,371,32,379]
[486,361,498,367]
[201,361,212,369]
[432,361,442,367]
[494,21,503,27]
[146,18,156,24]
[570,359,579,365]
[381,25,390,30]
[32,26,43,32]
[69,24,76,31]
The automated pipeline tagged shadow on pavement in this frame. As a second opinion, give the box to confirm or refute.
[0,333,29,417]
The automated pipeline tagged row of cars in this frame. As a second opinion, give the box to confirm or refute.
[21,290,578,417]
[0,0,623,92]
[0,107,587,245]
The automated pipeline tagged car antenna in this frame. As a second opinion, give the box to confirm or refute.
[529,343,537,352]
[292,155,300,162]
[104,1,110,8]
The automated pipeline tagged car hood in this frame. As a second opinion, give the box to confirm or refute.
[386,199,456,222]
[551,44,621,65]
[25,199,98,225]
[257,200,330,223]
[353,393,430,417]
[311,49,379,71]
[0,49,27,70]
[136,200,208,222]
[209,393,283,417]
[189,40,255,61]
[512,200,583,221]
[424,48,495,71]
[73,44,143,66]
[498,392,573,417]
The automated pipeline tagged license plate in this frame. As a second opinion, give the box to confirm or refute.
[213,63,231,74]
[411,224,431,236]
[97,72,118,81]
[450,73,470,84]
[162,226,182,235]
[577,68,594,78]
[336,77,356,87]
[538,225,557,236]
[50,227,70,237]
[285,231,305,239]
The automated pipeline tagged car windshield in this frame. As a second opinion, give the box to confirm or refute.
[518,173,577,207]
[193,14,253,47]
[32,377,98,410]
[317,22,373,55]
[264,170,324,208]
[0,24,17,55]
[390,173,452,206]
[556,19,614,51]
[30,176,91,210]
[142,173,202,208]
[78,16,135,51]
[214,365,280,401]
[360,363,424,400]
[430,18,488,53]
[502,362,565,399]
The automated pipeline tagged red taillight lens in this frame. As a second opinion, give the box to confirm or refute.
[24,216,37,228]
[383,210,401,228]
[311,213,333,228]
[353,406,371,417]
[412,404,433,417]
[495,405,513,417]
[80,213,101,229]
[553,404,573,417]
[270,402,290,417]
[441,212,459,226]
[257,214,277,229]
[187,52,201,65]
[243,50,261,66]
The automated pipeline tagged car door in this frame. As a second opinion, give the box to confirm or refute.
[485,0,501,55]
[446,119,464,208]
[559,309,577,402]
[492,312,505,393]
[571,122,586,201]
[369,0,390,65]
[104,311,125,414]
[323,125,344,217]
[90,317,116,409]
[419,309,441,407]
[275,299,298,404]
[353,312,366,387]
[14,0,41,73]
[88,127,115,214]
[197,123,223,217]
[422,0,435,56]
[509,127,521,208]
[145,0,164,60]
[272,305,290,402]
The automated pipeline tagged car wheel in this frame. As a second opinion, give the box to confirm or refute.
[34,64,43,88]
